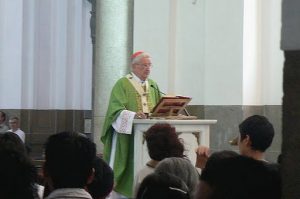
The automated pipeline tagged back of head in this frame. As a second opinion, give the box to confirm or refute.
[136,172,190,199]
[0,143,37,199]
[239,115,274,152]
[155,157,199,198]
[44,131,96,189]
[87,156,114,199]
[145,123,184,161]
[0,132,26,154]
[200,155,281,199]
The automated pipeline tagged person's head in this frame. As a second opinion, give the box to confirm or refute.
[0,111,6,123]
[44,131,96,190]
[0,132,26,154]
[131,51,152,81]
[145,123,185,161]
[198,155,281,199]
[155,157,199,198]
[136,172,190,199]
[0,133,37,199]
[238,115,274,154]
[87,156,114,199]
[9,116,20,131]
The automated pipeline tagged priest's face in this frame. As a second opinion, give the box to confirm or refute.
[132,57,152,81]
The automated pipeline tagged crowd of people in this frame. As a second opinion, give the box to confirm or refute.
[0,51,281,199]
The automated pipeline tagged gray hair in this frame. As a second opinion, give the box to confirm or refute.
[131,52,151,65]
[155,157,199,198]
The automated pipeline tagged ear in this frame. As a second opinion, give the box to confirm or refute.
[244,135,252,147]
[87,168,95,185]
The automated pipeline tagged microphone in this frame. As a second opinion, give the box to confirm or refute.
[150,85,166,95]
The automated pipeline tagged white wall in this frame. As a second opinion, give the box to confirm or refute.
[0,0,92,110]
[134,0,283,106]
[243,0,283,105]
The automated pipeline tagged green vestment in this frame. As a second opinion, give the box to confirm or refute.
[101,75,161,197]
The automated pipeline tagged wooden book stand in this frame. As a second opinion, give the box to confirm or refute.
[150,96,197,119]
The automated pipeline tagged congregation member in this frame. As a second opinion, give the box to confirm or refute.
[87,156,114,199]
[133,123,185,196]
[0,132,39,199]
[196,155,281,199]
[43,131,96,199]
[136,172,190,199]
[196,115,276,167]
[8,116,25,143]
[101,51,161,198]
[155,157,199,199]
[0,111,9,133]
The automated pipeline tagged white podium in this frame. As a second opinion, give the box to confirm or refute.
[133,119,217,176]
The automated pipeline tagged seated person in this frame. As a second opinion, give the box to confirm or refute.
[195,115,275,168]
[8,116,25,143]
[0,133,39,199]
[133,123,185,196]
[136,172,190,199]
[43,131,96,199]
[0,111,9,133]
[197,155,281,199]
[87,156,114,199]
[155,157,199,199]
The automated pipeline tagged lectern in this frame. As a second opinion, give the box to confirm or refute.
[133,119,217,176]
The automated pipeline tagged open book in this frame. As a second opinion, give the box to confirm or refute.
[150,96,197,119]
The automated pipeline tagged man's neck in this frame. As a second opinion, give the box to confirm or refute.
[131,72,146,82]
[244,150,266,161]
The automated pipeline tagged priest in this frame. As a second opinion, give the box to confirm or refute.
[101,51,161,198]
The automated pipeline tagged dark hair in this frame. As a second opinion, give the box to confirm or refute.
[136,172,190,199]
[87,156,114,199]
[0,134,38,199]
[145,123,184,161]
[239,115,274,152]
[203,150,239,170]
[44,131,96,189]
[0,111,6,121]
[0,132,26,154]
[200,155,281,199]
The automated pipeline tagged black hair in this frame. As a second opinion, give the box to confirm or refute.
[87,156,114,199]
[200,155,281,199]
[0,133,38,199]
[239,115,274,152]
[44,131,96,189]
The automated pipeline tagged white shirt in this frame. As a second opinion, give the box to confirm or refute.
[8,129,25,143]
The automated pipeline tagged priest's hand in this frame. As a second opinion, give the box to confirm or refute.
[135,111,147,119]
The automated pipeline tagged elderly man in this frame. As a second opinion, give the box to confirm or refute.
[101,51,161,198]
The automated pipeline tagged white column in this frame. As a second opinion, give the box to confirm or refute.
[93,0,134,152]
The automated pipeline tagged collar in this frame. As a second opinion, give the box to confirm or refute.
[131,72,147,84]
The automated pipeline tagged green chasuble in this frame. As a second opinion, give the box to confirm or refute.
[101,75,161,197]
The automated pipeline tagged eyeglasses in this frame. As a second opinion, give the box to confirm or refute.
[136,63,153,68]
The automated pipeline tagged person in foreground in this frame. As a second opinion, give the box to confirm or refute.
[101,51,161,198]
[133,123,185,196]
[43,131,96,199]
[0,132,39,199]
[196,155,281,199]
[136,172,190,199]
[195,115,275,168]
[87,156,114,199]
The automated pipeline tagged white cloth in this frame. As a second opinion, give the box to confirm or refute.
[112,110,136,134]
[8,129,25,143]
[45,188,92,199]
